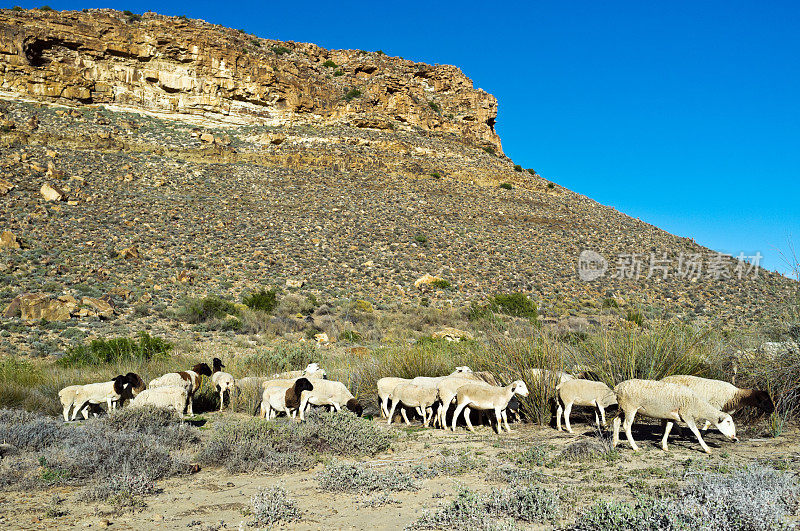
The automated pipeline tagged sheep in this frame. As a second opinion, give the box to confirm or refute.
[528,368,575,386]
[70,373,146,421]
[435,375,495,429]
[376,377,411,418]
[611,379,738,454]
[555,379,617,433]
[409,366,474,389]
[210,358,235,411]
[271,362,327,380]
[149,362,212,416]
[129,386,189,418]
[661,374,773,429]
[260,378,315,419]
[298,379,362,421]
[451,381,530,433]
[58,385,103,421]
[387,383,439,427]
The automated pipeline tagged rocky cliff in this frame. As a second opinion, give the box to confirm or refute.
[0,8,501,152]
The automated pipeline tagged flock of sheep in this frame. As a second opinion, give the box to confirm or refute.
[57,359,774,455]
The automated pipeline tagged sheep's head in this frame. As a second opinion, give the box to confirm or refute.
[454,366,473,374]
[304,362,320,373]
[192,363,213,377]
[212,357,225,373]
[294,377,314,395]
[511,380,530,397]
[346,398,363,417]
[714,413,738,442]
[112,375,127,395]
[125,372,146,395]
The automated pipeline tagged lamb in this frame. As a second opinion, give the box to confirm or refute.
[70,373,146,421]
[298,379,363,421]
[555,379,617,433]
[660,374,773,427]
[271,363,327,380]
[129,386,189,418]
[149,362,212,416]
[451,381,530,433]
[376,377,411,418]
[210,358,236,411]
[387,383,439,427]
[260,378,315,419]
[612,379,738,454]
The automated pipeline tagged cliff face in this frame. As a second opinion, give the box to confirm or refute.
[0,9,501,152]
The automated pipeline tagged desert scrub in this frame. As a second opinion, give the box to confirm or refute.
[0,408,195,488]
[251,486,300,527]
[430,279,452,290]
[499,182,513,190]
[412,451,484,478]
[175,296,239,324]
[198,410,391,474]
[569,466,799,530]
[344,88,362,101]
[317,461,419,493]
[516,444,549,468]
[57,331,172,367]
[412,484,560,529]
[243,287,279,313]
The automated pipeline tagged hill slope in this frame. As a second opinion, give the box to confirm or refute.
[0,8,795,333]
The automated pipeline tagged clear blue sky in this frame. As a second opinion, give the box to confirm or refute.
[16,0,800,275]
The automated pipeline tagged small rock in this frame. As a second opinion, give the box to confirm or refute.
[199,132,215,143]
[286,279,305,288]
[40,182,65,202]
[0,178,14,196]
[0,230,21,250]
[414,273,442,290]
[431,327,473,341]
[0,443,19,458]
[81,297,115,320]
[314,332,329,344]
[116,246,140,259]
[99,518,111,527]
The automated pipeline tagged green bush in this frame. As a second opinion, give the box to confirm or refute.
[333,69,344,76]
[176,296,239,324]
[12,6,23,11]
[430,171,441,179]
[338,330,363,343]
[514,164,523,172]
[39,5,54,11]
[489,293,538,320]
[430,279,452,290]
[500,182,513,190]
[252,486,300,527]
[243,288,279,313]
[272,45,291,55]
[322,59,337,68]
[527,168,536,175]
[428,101,441,114]
[57,332,172,367]
[482,146,495,155]
[344,88,362,101]
[414,234,428,244]
[122,10,141,22]
[625,309,644,326]
[547,182,555,189]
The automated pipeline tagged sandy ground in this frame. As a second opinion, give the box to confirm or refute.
[1,414,798,530]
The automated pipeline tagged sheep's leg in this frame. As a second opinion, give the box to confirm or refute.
[661,421,674,451]
[186,395,194,416]
[259,401,266,419]
[299,395,310,421]
[82,407,90,420]
[452,402,468,432]
[501,409,510,433]
[71,400,86,421]
[598,403,607,427]
[62,404,71,422]
[387,399,399,425]
[494,408,503,434]
[564,402,574,433]
[463,406,475,433]
[380,395,390,418]
[623,409,639,451]
[612,417,620,447]
[219,390,225,411]
[401,407,411,425]
[420,407,428,427]
[556,401,564,431]
[684,417,712,454]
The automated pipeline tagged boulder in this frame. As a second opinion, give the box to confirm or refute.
[314,332,330,344]
[40,182,65,202]
[0,231,20,249]
[432,327,474,342]
[8,293,74,321]
[81,297,115,319]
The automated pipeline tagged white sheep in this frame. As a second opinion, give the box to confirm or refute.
[69,373,146,421]
[298,379,362,420]
[387,383,439,427]
[209,357,235,411]
[451,381,530,433]
[271,363,327,380]
[661,374,774,429]
[409,366,474,389]
[129,386,189,418]
[376,377,411,418]
[435,375,494,429]
[612,379,739,454]
[555,379,617,432]
[528,368,575,386]
[260,378,315,419]
[149,362,212,416]
[58,385,103,421]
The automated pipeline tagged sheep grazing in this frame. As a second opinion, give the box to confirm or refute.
[612,379,738,454]
[149,362,212,416]
[451,381,530,433]
[376,377,411,418]
[661,374,774,426]
[129,386,189,418]
[555,379,617,433]
[260,378,314,420]
[69,373,145,421]
[210,358,236,411]
[298,379,362,420]
[271,362,327,380]
[387,383,439,427]
[58,385,104,421]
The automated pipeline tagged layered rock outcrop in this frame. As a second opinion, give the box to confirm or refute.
[0,8,502,152]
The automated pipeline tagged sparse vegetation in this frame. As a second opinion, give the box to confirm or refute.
[57,332,172,367]
[514,164,522,172]
[430,279,452,290]
[322,59,337,68]
[272,45,291,55]
[428,101,441,114]
[317,461,419,493]
[344,88,362,101]
[243,288,279,313]
[499,182,513,190]
[251,486,301,527]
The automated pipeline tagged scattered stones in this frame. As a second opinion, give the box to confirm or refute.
[116,246,140,259]
[81,297,115,319]
[40,182,65,201]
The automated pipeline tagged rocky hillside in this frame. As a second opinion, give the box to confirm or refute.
[0,7,796,348]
